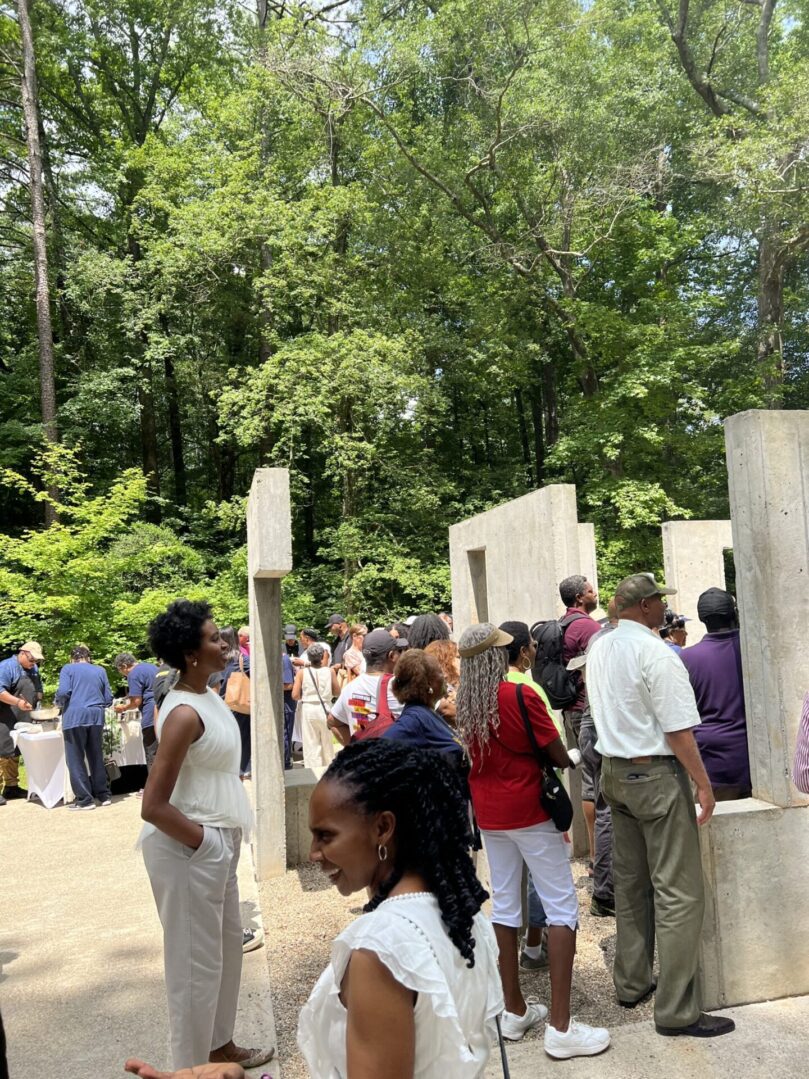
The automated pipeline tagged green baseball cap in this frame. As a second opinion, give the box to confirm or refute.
[614,573,677,613]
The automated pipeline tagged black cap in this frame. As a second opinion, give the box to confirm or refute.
[326,614,347,627]
[697,588,737,622]
[362,629,398,659]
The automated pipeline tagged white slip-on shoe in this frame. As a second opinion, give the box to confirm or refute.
[500,1000,549,1041]
[544,1018,611,1059]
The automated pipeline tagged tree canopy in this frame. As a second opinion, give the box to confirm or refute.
[1,0,807,677]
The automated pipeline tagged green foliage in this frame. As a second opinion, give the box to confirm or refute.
[1,0,807,639]
[0,446,246,689]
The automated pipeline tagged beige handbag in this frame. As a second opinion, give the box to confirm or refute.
[224,655,251,715]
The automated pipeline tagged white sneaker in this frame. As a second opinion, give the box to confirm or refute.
[544,1018,611,1059]
[500,1000,548,1041]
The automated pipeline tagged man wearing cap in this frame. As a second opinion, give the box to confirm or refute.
[283,624,301,658]
[680,588,750,800]
[0,641,44,803]
[327,629,403,744]
[586,573,734,1039]
[325,615,351,672]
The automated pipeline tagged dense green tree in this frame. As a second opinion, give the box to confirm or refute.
[0,0,807,651]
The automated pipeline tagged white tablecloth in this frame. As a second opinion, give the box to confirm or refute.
[116,713,146,767]
[11,730,66,809]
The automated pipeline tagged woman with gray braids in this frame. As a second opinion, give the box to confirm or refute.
[456,623,610,1060]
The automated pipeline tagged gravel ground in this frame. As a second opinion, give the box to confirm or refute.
[259,858,653,1078]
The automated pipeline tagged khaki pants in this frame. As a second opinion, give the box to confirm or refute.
[601,756,704,1029]
[0,754,19,790]
[142,825,243,1069]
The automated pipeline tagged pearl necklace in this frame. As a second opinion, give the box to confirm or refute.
[380,891,433,904]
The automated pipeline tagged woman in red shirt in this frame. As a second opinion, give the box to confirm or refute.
[456,623,610,1062]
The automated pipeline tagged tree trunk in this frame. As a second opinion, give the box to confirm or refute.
[756,232,785,404]
[542,363,559,447]
[161,323,188,506]
[256,1,276,364]
[159,312,187,504]
[514,388,533,485]
[17,0,57,523]
[529,386,545,486]
[137,366,161,509]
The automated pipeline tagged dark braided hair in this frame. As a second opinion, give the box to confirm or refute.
[322,739,488,967]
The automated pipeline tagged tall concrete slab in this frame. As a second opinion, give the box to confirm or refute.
[247,468,292,879]
[577,523,599,601]
[661,520,734,644]
[725,410,809,808]
[449,485,584,632]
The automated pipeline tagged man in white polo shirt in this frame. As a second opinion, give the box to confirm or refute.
[586,573,734,1040]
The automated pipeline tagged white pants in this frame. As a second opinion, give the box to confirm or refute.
[301,703,336,770]
[482,821,579,930]
[142,825,243,1069]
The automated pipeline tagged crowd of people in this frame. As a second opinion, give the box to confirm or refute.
[5,573,809,1079]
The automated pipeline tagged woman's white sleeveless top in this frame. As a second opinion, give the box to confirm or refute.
[139,687,254,844]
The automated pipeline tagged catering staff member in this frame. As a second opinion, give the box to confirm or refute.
[114,653,159,770]
[0,641,44,804]
[56,645,114,810]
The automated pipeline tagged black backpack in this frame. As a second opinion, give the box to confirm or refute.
[530,613,588,710]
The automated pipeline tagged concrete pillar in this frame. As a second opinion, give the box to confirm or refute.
[661,520,733,644]
[577,523,599,600]
[247,468,293,879]
[725,410,809,807]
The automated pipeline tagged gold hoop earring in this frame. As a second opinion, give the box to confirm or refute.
[378,844,388,862]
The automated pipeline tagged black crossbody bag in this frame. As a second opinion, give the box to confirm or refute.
[515,683,574,833]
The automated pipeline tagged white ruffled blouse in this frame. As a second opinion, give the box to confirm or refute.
[139,687,254,844]
[297,893,504,1078]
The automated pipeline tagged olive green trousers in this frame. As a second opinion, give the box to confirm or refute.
[601,754,704,1029]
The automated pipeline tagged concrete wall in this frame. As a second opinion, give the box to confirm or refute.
[449,485,584,632]
[661,520,733,645]
[699,800,809,1008]
[578,523,599,601]
[285,769,319,868]
[725,411,809,807]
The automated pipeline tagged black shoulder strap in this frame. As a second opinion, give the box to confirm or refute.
[559,611,588,631]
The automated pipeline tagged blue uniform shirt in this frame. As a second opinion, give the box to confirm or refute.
[127,662,158,730]
[55,662,113,729]
[0,655,26,727]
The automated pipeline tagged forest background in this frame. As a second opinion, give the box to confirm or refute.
[1,0,808,681]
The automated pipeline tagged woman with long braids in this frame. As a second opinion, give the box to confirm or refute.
[297,738,503,1076]
[456,623,610,1060]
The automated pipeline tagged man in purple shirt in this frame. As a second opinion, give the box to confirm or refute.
[680,588,751,800]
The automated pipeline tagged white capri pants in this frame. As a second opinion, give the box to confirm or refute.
[142,824,243,1069]
[482,820,579,930]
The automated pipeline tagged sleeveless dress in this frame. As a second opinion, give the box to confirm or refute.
[297,893,503,1077]
[138,687,254,844]
[300,666,336,769]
